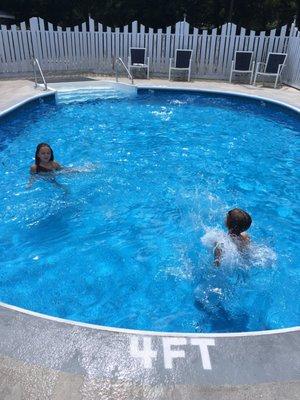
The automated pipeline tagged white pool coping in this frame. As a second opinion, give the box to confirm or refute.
[0,90,54,118]
[0,300,299,338]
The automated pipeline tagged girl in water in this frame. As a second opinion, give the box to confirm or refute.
[28,143,66,190]
[30,142,61,174]
[28,142,97,190]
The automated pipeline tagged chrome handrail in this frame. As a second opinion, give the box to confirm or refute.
[32,58,47,91]
[115,57,134,84]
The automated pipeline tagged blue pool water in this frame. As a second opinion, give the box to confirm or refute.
[0,88,299,333]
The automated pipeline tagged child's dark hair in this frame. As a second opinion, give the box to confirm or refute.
[226,208,252,235]
[35,143,54,165]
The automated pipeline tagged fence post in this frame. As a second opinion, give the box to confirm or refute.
[174,21,181,52]
[81,22,87,71]
[182,21,190,48]
[132,21,138,47]
[217,23,227,77]
[147,27,153,72]
[19,22,30,72]
[225,23,237,77]
[47,22,56,71]
[0,25,11,73]
[277,25,287,52]
[89,17,95,69]
[200,29,208,76]
[106,25,112,72]
[165,25,172,72]
[10,24,21,72]
[38,18,48,70]
[191,27,199,77]
[29,17,41,61]
[157,28,162,72]
[284,25,300,88]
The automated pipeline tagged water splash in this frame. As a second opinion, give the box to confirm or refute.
[201,228,276,268]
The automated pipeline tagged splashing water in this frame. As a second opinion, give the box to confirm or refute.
[201,228,277,268]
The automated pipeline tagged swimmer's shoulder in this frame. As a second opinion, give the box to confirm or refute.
[30,164,37,174]
[240,232,250,244]
[52,161,62,170]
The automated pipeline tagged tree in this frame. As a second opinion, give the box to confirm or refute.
[1,0,298,29]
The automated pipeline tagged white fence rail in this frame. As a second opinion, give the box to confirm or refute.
[0,17,299,88]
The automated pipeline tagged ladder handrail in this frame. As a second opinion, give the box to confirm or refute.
[115,57,134,84]
[32,58,47,91]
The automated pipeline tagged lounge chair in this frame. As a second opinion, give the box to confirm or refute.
[169,49,193,81]
[229,51,255,84]
[253,52,287,88]
[128,47,150,79]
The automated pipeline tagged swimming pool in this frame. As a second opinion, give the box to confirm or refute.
[0,86,299,333]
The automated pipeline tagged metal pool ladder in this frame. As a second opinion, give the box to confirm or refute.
[32,58,48,91]
[115,57,134,84]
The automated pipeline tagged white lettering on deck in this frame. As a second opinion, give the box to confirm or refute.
[190,338,215,370]
[162,337,187,369]
[129,336,157,368]
[130,337,215,370]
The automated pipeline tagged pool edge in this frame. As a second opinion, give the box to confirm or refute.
[0,81,299,337]
[136,84,300,114]
[1,300,298,338]
[0,89,56,118]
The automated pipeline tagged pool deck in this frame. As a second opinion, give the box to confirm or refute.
[0,77,299,400]
[1,77,300,115]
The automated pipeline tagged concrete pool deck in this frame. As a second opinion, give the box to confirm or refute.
[1,77,300,114]
[0,77,299,399]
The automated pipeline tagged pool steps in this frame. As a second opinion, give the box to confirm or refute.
[46,81,137,104]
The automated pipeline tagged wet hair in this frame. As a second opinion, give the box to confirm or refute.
[35,143,54,166]
[226,208,252,235]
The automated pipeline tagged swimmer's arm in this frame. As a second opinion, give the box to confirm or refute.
[57,164,97,174]
[53,162,81,176]
[59,166,80,174]
[214,243,223,267]
[30,165,37,174]
[51,180,69,194]
[27,166,37,188]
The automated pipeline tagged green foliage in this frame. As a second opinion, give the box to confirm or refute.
[1,0,298,29]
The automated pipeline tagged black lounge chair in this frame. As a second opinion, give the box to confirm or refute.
[253,52,287,88]
[229,51,255,84]
[169,49,193,81]
[128,47,150,79]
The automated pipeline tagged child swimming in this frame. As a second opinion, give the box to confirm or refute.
[27,143,65,190]
[214,208,252,267]
[28,142,97,190]
[30,143,62,174]
[201,208,276,268]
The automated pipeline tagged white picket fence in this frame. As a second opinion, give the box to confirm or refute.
[0,17,300,88]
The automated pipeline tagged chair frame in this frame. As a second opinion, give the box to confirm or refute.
[253,52,287,88]
[229,50,255,84]
[128,47,150,79]
[169,49,193,81]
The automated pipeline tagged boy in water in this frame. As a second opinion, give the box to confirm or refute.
[214,208,252,267]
